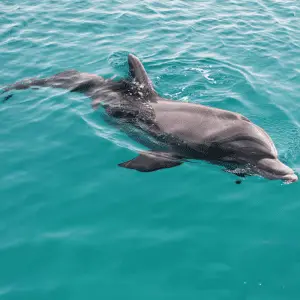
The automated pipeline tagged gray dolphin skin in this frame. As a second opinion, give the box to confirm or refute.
[1,54,298,183]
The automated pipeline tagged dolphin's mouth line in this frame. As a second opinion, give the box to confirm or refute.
[282,173,298,184]
[253,166,298,182]
[224,157,298,183]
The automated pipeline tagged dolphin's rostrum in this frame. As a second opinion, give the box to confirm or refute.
[1,54,298,183]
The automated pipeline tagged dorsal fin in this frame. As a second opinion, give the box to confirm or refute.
[128,54,157,95]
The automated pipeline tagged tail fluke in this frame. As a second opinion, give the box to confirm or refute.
[1,93,13,103]
[1,77,47,102]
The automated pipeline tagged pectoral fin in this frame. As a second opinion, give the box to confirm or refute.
[118,151,183,172]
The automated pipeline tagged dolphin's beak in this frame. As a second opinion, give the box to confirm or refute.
[254,158,298,183]
[282,173,298,183]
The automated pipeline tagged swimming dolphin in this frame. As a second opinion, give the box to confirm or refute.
[1,54,298,183]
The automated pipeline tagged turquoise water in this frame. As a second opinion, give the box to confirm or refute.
[1,0,300,299]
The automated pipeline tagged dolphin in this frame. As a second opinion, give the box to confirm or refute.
[1,54,298,183]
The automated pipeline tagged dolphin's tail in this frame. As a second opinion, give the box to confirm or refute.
[1,70,101,103]
[1,77,47,102]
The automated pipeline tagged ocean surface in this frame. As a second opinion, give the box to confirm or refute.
[1,0,300,299]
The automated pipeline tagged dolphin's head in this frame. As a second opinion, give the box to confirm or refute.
[254,157,298,183]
